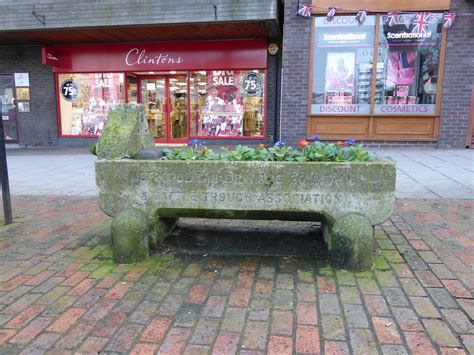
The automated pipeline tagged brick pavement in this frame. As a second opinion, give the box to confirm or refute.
[0,196,473,354]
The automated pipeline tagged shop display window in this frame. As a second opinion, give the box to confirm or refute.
[190,70,265,137]
[376,13,442,114]
[58,73,125,136]
[311,16,376,115]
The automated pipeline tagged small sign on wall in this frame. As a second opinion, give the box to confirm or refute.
[18,102,30,113]
[14,73,29,87]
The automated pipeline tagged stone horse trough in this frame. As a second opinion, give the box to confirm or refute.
[95,105,396,271]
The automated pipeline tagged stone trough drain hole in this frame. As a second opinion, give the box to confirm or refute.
[159,218,329,259]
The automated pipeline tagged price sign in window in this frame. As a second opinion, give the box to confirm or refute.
[60,80,79,102]
[242,72,264,97]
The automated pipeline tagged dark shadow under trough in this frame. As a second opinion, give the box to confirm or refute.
[159,218,329,260]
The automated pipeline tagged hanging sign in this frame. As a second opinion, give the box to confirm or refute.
[60,80,79,102]
[296,3,312,18]
[386,11,397,27]
[355,10,367,24]
[443,12,456,28]
[327,7,336,21]
[41,47,62,67]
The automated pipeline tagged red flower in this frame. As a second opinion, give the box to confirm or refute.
[298,139,309,148]
[336,141,345,146]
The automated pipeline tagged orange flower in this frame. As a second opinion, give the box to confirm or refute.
[336,141,345,146]
[298,139,309,148]
[201,147,207,154]
[258,143,265,149]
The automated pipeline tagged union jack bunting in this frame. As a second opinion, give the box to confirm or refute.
[443,12,456,28]
[411,12,432,34]
[296,4,312,18]
[355,10,367,24]
[327,7,336,21]
[386,11,397,27]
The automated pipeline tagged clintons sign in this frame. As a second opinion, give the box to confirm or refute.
[125,49,183,66]
[42,40,267,72]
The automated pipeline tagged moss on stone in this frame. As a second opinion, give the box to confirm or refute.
[96,104,154,160]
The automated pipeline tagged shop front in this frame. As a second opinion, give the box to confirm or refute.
[44,40,268,144]
[307,2,450,141]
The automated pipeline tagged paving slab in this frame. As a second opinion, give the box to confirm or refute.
[0,196,472,353]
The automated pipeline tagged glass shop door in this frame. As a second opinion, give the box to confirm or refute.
[140,76,188,143]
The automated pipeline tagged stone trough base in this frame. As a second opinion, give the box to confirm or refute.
[111,209,374,271]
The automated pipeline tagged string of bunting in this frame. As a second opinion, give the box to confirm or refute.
[295,3,456,29]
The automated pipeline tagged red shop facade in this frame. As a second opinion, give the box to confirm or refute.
[43,40,268,144]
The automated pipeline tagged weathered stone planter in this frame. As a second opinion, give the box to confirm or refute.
[95,105,396,271]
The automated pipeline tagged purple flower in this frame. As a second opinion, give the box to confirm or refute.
[344,139,356,146]
[312,135,321,141]
[199,141,207,147]
[274,140,286,147]
[188,139,200,146]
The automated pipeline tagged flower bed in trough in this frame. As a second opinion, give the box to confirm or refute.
[95,104,396,271]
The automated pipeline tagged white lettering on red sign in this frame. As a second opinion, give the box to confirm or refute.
[125,48,183,66]
[47,53,59,61]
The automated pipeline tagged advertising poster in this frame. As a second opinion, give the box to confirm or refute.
[375,13,442,115]
[200,71,244,136]
[312,16,375,115]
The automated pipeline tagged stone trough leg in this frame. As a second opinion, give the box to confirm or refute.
[327,213,374,271]
[111,209,150,263]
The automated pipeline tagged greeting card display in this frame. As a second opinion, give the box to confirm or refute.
[324,52,355,105]
[199,71,244,137]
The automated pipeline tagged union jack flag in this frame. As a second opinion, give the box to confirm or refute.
[386,11,397,27]
[443,12,456,28]
[296,4,312,18]
[327,7,336,21]
[411,12,432,34]
[355,10,367,25]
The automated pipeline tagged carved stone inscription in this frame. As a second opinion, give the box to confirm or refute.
[134,164,348,190]
[161,191,342,206]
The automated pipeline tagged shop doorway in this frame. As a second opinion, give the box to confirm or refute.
[0,74,18,143]
[139,75,188,143]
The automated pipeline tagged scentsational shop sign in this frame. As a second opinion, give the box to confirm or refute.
[43,40,267,72]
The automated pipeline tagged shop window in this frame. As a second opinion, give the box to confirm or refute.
[190,70,265,137]
[58,73,125,136]
[311,16,376,115]
[376,13,442,114]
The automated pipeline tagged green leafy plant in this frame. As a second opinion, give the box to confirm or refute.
[161,140,218,161]
[161,138,376,162]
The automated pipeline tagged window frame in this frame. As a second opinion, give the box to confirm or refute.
[56,69,267,140]
[307,13,447,118]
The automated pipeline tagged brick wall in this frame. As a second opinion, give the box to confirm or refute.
[281,0,473,148]
[439,0,474,148]
[280,0,311,146]
[0,46,58,146]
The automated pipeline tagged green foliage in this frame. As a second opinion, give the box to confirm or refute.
[161,142,218,161]
[161,140,376,162]
[89,143,97,156]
